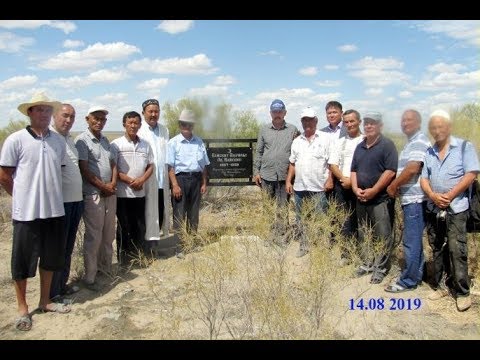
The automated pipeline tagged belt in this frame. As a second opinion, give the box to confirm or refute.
[176,171,201,176]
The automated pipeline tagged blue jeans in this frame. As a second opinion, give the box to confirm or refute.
[50,201,84,298]
[294,191,328,249]
[398,202,425,288]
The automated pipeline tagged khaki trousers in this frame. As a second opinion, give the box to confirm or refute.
[83,194,117,283]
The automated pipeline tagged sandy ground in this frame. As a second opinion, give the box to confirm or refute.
[0,218,479,340]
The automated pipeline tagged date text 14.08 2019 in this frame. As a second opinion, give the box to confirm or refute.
[348,298,422,311]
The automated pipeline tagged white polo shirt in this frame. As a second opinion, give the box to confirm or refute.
[50,126,83,203]
[0,127,66,221]
[111,135,154,198]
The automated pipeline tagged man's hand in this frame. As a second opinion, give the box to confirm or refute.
[172,184,182,200]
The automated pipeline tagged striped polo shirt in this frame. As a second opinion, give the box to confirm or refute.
[398,131,431,205]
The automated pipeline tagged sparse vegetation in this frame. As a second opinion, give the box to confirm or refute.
[0,104,479,339]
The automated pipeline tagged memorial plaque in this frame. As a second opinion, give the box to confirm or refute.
[207,147,252,179]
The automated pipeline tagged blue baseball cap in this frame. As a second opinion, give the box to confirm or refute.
[270,99,286,112]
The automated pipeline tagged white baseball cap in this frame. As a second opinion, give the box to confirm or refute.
[300,107,317,119]
[87,106,109,116]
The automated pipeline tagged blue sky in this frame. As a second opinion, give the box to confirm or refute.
[0,20,479,133]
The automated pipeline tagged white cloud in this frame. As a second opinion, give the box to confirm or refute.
[418,69,480,90]
[49,69,128,89]
[350,56,404,70]
[63,39,84,49]
[365,88,383,97]
[0,75,38,90]
[467,89,480,100]
[156,20,194,34]
[315,80,341,87]
[188,85,228,97]
[38,42,140,70]
[96,93,129,103]
[0,20,76,34]
[324,65,339,71]
[128,54,217,75]
[416,20,480,47]
[137,78,169,90]
[398,90,413,98]
[299,66,318,76]
[348,56,409,87]
[258,50,281,57]
[214,75,236,86]
[0,32,34,53]
[428,92,459,103]
[427,62,466,73]
[337,44,358,53]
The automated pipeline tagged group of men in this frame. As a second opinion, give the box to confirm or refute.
[0,93,478,333]
[0,93,209,331]
[254,99,479,313]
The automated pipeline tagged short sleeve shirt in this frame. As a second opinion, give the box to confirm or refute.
[167,134,210,173]
[351,135,398,204]
[75,129,114,195]
[421,136,480,214]
[0,127,66,221]
[111,136,154,198]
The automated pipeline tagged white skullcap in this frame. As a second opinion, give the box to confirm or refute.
[429,109,450,121]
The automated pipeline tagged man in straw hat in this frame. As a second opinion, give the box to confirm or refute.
[0,92,72,331]
[167,109,210,259]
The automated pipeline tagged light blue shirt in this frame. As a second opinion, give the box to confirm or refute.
[421,136,480,214]
[167,133,210,173]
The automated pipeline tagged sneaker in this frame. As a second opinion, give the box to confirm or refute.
[456,295,472,312]
[295,248,309,258]
[427,288,448,301]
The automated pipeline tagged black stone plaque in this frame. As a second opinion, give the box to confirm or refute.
[207,147,252,179]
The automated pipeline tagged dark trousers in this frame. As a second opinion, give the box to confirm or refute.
[425,210,470,296]
[158,189,164,230]
[116,197,146,262]
[50,201,84,298]
[332,180,358,238]
[356,198,395,274]
[172,172,202,235]
[261,179,290,235]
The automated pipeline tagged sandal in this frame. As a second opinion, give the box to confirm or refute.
[370,272,386,284]
[38,303,71,313]
[15,315,32,331]
[385,282,416,293]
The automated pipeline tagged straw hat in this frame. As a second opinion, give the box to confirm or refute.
[17,92,62,116]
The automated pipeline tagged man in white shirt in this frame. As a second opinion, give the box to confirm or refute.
[286,107,331,257]
[112,111,154,265]
[50,104,84,299]
[328,109,364,239]
[0,93,71,331]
